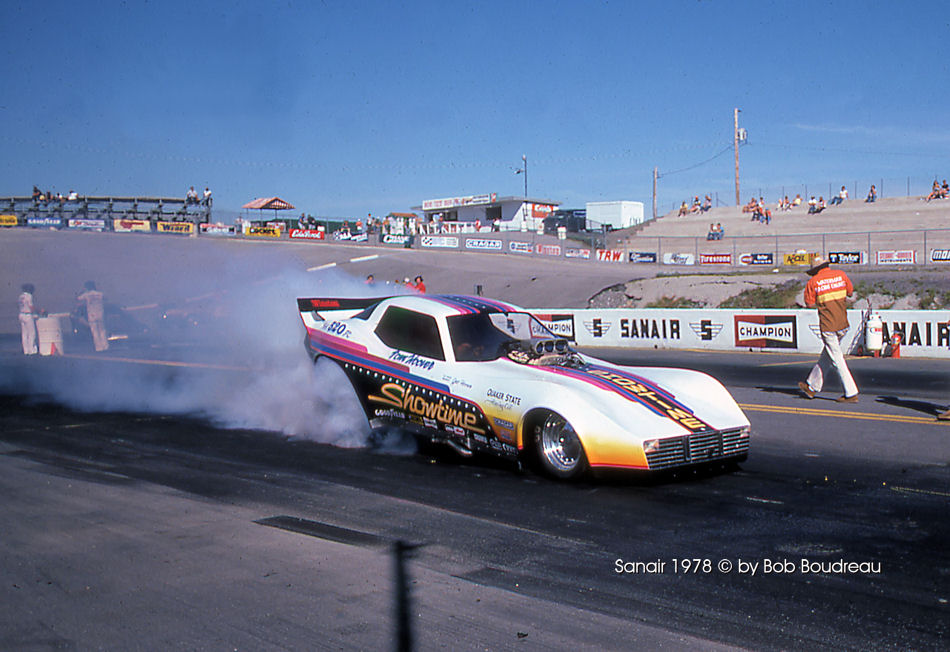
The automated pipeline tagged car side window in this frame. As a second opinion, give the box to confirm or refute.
[375,306,445,361]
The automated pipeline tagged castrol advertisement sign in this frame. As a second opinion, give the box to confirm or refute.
[289,228,325,240]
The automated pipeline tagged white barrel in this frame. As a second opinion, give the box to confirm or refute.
[557,226,567,240]
[36,316,64,356]
[865,312,884,352]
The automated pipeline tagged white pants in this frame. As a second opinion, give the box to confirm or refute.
[89,317,109,352]
[806,329,858,397]
[19,313,37,355]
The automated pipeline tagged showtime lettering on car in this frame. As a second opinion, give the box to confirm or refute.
[368,382,485,434]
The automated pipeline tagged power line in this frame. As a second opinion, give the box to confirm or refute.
[658,143,737,178]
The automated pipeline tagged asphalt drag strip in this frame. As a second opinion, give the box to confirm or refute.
[0,347,948,650]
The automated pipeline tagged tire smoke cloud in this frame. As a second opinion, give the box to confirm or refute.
[2,233,409,448]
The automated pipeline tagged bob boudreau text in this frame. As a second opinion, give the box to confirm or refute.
[614,558,882,576]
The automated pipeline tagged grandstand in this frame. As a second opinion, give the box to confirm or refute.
[609,194,950,265]
[0,195,211,224]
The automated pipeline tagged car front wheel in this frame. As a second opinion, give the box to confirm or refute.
[535,411,588,480]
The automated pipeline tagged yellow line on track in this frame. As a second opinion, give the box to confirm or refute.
[890,486,950,499]
[60,353,249,372]
[738,403,947,425]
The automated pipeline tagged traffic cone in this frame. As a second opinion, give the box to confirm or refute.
[50,342,60,356]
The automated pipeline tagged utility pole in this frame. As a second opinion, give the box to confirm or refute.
[516,154,528,226]
[652,166,658,220]
[734,108,741,206]
[522,154,528,199]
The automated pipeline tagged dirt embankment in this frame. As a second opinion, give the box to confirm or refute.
[589,269,950,311]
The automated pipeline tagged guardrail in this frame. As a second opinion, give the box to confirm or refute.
[3,210,950,269]
[611,227,950,267]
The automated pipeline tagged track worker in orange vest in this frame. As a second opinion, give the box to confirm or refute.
[798,256,859,402]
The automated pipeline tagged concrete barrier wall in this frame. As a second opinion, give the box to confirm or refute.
[532,308,950,359]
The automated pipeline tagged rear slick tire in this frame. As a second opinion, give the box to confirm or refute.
[534,410,588,480]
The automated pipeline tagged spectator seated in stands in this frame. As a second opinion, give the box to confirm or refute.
[678,201,689,216]
[741,197,757,213]
[705,222,725,240]
[926,179,946,201]
[67,189,78,201]
[830,185,848,205]
[865,184,877,202]
[700,194,712,212]
[689,196,702,213]
[751,199,771,224]
[792,193,803,207]
[809,197,827,214]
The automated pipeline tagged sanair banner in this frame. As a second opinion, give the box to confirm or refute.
[530,308,950,358]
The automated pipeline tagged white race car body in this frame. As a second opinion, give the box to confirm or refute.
[297,294,750,477]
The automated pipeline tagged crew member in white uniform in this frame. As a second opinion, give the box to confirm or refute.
[18,283,38,355]
[77,281,109,352]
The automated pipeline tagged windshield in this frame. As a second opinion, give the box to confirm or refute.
[447,311,555,361]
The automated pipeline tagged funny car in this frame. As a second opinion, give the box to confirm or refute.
[297,294,750,479]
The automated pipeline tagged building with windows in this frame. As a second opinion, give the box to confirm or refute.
[415,192,560,231]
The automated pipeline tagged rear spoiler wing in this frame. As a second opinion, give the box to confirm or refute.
[297,296,391,321]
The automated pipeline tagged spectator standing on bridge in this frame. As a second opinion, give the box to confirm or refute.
[202,187,212,206]
[186,186,199,205]
[77,281,109,352]
[798,256,859,403]
[18,283,39,355]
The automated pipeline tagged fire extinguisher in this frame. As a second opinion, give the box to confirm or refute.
[890,331,902,358]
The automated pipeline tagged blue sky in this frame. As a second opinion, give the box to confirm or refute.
[2,0,948,219]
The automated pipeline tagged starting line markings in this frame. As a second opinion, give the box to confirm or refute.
[738,403,947,425]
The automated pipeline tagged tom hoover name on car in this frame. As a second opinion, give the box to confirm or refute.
[389,350,436,370]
